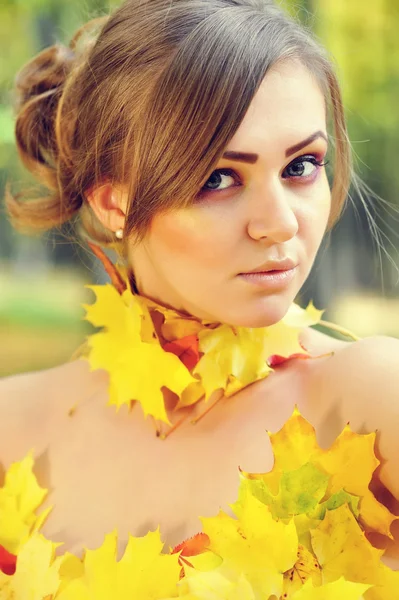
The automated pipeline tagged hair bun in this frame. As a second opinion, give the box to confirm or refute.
[5,17,110,236]
[12,43,76,187]
[14,44,75,112]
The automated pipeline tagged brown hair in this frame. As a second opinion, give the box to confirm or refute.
[5,0,352,256]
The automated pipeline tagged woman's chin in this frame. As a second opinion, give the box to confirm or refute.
[222,298,294,329]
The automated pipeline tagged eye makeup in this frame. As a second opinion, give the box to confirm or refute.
[197,152,329,198]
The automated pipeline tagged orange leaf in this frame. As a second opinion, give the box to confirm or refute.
[171,533,210,557]
[163,335,200,370]
[171,533,211,578]
[267,352,311,367]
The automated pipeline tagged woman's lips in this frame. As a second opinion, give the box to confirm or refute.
[238,266,298,288]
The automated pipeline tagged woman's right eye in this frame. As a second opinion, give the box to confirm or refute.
[199,169,241,195]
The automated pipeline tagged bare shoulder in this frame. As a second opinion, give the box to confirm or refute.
[0,359,106,467]
[314,333,399,396]
[299,325,353,356]
[309,334,399,492]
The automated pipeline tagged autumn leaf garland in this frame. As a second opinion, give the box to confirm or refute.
[80,281,324,425]
[1,409,398,599]
[82,284,197,424]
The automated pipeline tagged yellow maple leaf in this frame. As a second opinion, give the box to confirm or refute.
[312,503,383,584]
[281,300,325,329]
[201,491,298,598]
[83,285,196,423]
[316,426,395,538]
[148,303,205,342]
[262,302,322,361]
[176,380,206,410]
[0,454,51,555]
[193,306,316,402]
[282,543,322,595]
[57,528,181,600]
[171,571,369,600]
[289,577,370,599]
[310,504,399,598]
[365,564,399,600]
[175,300,320,402]
[174,567,256,599]
[194,325,272,400]
[232,409,399,597]
[0,534,62,600]
[239,462,330,523]
[241,409,396,540]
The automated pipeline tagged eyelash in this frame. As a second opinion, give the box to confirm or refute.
[198,154,329,198]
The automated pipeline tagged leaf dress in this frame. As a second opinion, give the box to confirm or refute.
[1,277,398,599]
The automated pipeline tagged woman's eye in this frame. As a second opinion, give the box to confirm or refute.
[198,155,328,197]
[282,155,328,179]
[201,168,239,193]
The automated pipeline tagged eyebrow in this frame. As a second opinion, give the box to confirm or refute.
[222,131,328,164]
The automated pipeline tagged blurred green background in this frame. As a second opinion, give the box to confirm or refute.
[0,0,399,377]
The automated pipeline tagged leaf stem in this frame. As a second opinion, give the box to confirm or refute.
[317,319,361,341]
[68,340,89,362]
[190,394,223,425]
[87,241,127,295]
[160,412,191,440]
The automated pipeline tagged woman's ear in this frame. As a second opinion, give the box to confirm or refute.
[85,182,128,234]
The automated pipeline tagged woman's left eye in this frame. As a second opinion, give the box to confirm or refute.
[199,154,328,196]
[282,155,328,179]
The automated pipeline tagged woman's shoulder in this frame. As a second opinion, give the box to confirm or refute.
[306,332,399,492]
[310,332,399,396]
[303,330,399,421]
[0,359,107,467]
[0,358,103,410]
[299,325,353,357]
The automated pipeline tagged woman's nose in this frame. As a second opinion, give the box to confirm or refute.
[246,182,299,243]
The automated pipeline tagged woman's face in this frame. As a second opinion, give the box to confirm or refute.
[128,60,331,327]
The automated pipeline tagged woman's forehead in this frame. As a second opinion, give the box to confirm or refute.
[225,61,327,157]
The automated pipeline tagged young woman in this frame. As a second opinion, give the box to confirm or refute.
[1,0,399,593]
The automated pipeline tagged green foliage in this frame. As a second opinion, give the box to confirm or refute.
[0,106,14,145]
[315,0,399,195]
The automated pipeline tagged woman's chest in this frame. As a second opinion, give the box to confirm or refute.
[37,359,318,556]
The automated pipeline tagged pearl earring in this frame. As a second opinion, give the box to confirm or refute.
[115,228,124,240]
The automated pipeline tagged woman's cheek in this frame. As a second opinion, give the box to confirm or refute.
[302,179,331,239]
[149,210,224,267]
